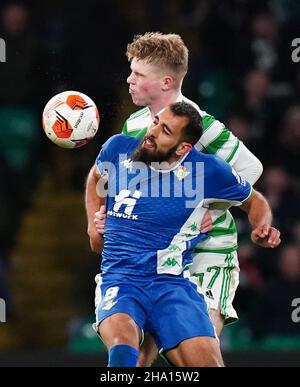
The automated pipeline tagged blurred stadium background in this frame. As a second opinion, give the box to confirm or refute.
[0,0,299,367]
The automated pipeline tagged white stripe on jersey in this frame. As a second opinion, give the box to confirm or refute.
[126,111,151,133]
[198,121,225,147]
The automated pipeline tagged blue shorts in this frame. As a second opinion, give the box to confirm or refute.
[94,272,216,352]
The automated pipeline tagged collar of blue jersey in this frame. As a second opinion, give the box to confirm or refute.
[149,151,190,173]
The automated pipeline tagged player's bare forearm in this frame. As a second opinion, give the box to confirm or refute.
[240,190,280,248]
[85,166,105,253]
[86,166,100,231]
[240,190,272,228]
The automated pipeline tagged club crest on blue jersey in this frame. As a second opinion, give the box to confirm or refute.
[174,165,190,181]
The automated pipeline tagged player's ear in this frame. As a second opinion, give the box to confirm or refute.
[176,142,193,156]
[161,76,173,91]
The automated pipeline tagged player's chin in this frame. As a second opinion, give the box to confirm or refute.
[131,95,142,105]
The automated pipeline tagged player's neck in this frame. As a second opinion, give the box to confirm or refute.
[149,90,182,118]
[167,152,189,168]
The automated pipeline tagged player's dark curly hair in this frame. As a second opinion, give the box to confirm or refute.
[169,102,203,145]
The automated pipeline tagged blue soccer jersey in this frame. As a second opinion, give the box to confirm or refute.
[95,134,252,276]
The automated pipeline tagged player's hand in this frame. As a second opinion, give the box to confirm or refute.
[200,210,213,233]
[94,205,106,235]
[251,224,281,248]
[87,227,103,253]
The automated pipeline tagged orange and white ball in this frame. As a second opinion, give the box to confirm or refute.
[42,90,100,148]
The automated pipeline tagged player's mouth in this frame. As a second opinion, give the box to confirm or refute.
[143,136,156,149]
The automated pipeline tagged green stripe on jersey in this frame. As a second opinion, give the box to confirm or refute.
[193,245,238,254]
[226,139,240,163]
[209,219,236,238]
[212,213,227,226]
[122,107,150,138]
[220,253,235,316]
[202,115,217,132]
[122,125,147,139]
[200,113,241,164]
[122,121,128,134]
[205,130,231,155]
[128,107,148,120]
[193,211,238,253]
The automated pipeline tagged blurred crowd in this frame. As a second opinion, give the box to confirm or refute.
[0,0,299,348]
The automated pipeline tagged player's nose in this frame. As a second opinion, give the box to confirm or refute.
[148,124,159,138]
[127,72,135,84]
[147,124,158,137]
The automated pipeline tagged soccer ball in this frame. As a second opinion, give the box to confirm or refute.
[42,90,100,148]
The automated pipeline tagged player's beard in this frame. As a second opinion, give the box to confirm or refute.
[132,137,179,165]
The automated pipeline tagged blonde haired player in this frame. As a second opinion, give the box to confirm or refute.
[92,32,272,366]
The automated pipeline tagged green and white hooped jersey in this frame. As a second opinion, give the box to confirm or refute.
[122,95,242,254]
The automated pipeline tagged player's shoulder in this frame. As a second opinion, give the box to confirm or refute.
[127,107,150,121]
[103,134,139,153]
[200,112,226,134]
[191,147,230,171]
[124,107,151,133]
[181,95,206,117]
[181,95,225,130]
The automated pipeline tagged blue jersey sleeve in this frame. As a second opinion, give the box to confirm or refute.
[205,156,252,204]
[95,134,124,175]
[95,134,139,175]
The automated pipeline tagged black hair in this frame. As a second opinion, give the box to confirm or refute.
[169,101,203,145]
